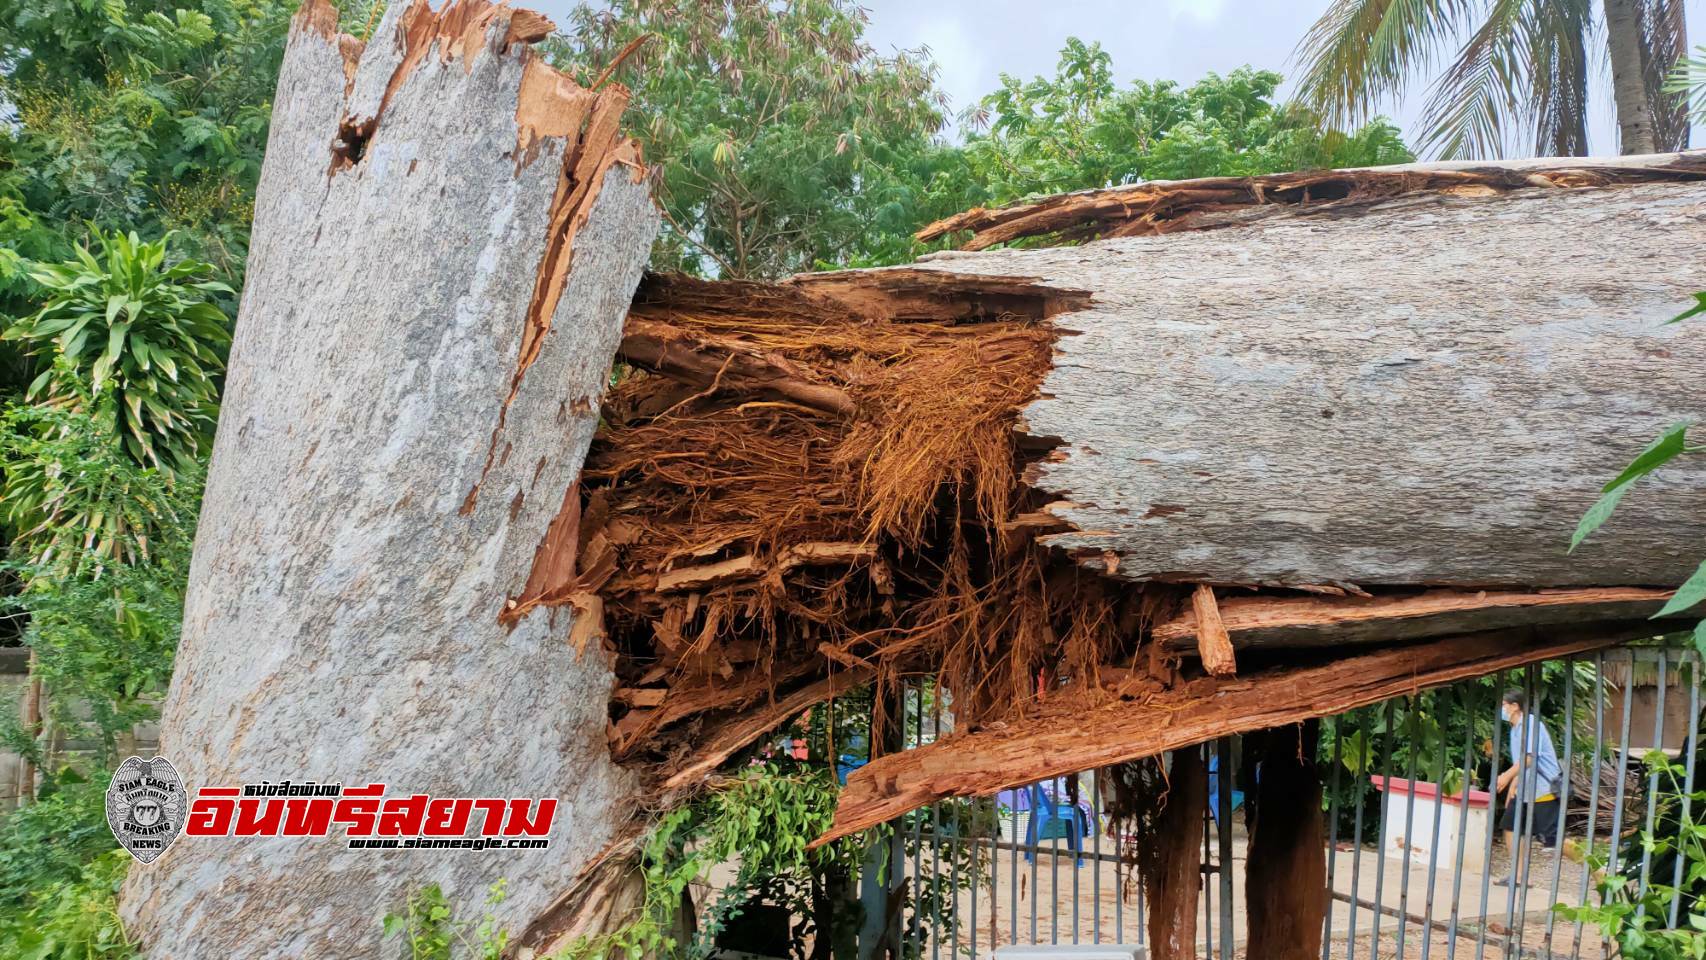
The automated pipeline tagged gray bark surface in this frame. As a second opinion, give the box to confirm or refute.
[903,177,1706,589]
[119,3,657,956]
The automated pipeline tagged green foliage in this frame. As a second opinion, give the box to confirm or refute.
[1556,750,1706,959]
[0,848,136,960]
[4,231,231,476]
[0,775,136,960]
[380,881,510,960]
[550,0,949,279]
[559,763,882,960]
[961,46,1411,203]
[0,0,290,313]
[0,775,117,913]
[0,391,201,759]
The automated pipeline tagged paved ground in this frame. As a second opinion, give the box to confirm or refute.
[905,823,1609,959]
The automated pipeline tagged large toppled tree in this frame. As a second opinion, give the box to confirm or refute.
[118,0,657,954]
[124,1,1706,947]
[550,156,1706,954]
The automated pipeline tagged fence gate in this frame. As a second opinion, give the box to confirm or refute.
[876,645,1701,960]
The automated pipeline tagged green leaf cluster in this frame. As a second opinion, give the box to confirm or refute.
[4,230,230,478]
[0,774,137,960]
[0,395,201,758]
[556,763,884,960]
[380,881,510,960]
[0,0,290,313]
[959,47,1413,204]
[549,0,951,279]
[1556,751,1706,959]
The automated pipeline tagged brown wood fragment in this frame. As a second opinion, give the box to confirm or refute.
[1154,586,1677,651]
[655,555,760,592]
[614,687,667,708]
[659,667,875,794]
[609,656,823,758]
[1191,584,1236,677]
[817,620,1653,845]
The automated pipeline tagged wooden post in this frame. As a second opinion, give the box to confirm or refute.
[1147,747,1207,960]
[1244,720,1327,960]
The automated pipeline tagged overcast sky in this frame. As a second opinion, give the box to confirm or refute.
[534,0,1706,158]
[861,0,1706,155]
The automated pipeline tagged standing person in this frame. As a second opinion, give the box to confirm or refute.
[1495,689,1562,881]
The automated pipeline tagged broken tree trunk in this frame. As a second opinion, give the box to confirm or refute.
[1244,721,1326,960]
[119,1,657,955]
[1147,748,1206,960]
[906,159,1706,592]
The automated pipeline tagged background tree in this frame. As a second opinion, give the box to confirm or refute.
[550,0,951,279]
[1294,0,1688,158]
[961,41,1412,204]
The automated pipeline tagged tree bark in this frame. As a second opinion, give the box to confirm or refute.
[907,166,1706,592]
[118,1,658,956]
[1606,0,1659,154]
[1244,722,1326,960]
[1147,748,1206,960]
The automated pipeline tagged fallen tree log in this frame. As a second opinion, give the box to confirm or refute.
[913,161,1706,591]
[119,1,657,954]
[600,158,1706,774]
[818,621,1657,844]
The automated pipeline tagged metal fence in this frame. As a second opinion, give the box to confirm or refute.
[878,644,1701,960]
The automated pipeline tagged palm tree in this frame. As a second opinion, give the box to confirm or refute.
[1294,0,1688,159]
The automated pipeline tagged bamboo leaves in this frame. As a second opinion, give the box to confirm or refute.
[2,230,231,474]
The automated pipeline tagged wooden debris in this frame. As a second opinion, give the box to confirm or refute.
[1155,586,1677,652]
[1191,584,1237,677]
[816,621,1657,845]
[655,555,761,592]
[916,153,1706,249]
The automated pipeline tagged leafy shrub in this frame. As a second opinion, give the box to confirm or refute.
[381,881,510,960]
[0,849,135,960]
[2,230,231,476]
[1555,750,1706,959]
[0,775,135,960]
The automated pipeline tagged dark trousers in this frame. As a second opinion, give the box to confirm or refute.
[1499,794,1560,847]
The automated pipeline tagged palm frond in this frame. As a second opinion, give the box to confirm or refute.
[1527,0,1593,156]
[1292,0,1477,130]
[1415,0,1529,159]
